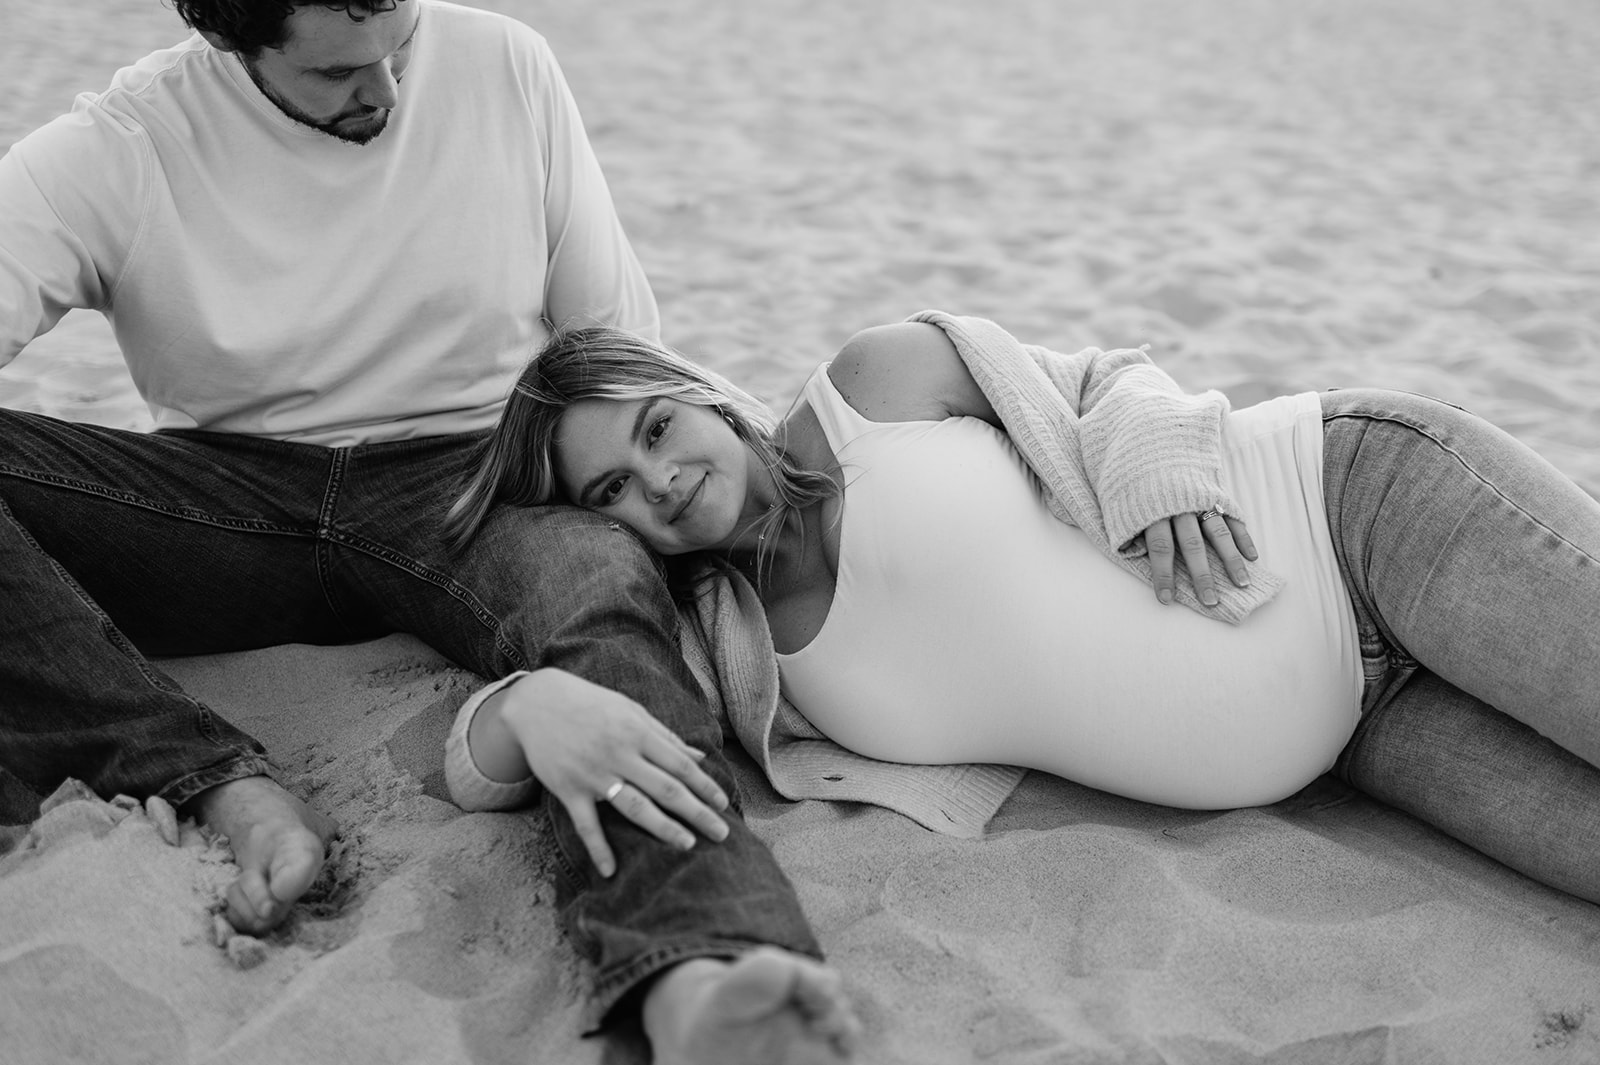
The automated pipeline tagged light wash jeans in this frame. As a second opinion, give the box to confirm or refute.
[1321,389,1600,903]
[0,410,819,1023]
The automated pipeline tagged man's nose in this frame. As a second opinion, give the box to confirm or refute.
[356,60,400,110]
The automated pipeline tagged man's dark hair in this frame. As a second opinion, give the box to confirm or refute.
[172,0,401,56]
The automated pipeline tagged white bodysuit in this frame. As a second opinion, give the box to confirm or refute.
[777,365,1363,809]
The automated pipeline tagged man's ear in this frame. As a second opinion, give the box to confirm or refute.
[197,29,242,53]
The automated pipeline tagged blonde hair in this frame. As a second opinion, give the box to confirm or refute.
[444,327,836,593]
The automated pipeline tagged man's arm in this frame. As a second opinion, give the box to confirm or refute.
[0,108,145,371]
[528,37,660,341]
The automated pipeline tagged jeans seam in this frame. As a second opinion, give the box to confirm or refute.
[0,494,245,751]
[1323,408,1600,568]
[589,941,753,1023]
[1321,404,1434,717]
[321,527,533,672]
[550,819,587,892]
[159,754,278,809]
[313,449,352,625]
[0,466,309,536]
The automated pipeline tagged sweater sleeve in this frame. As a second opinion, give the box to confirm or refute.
[1030,343,1239,553]
[444,672,540,812]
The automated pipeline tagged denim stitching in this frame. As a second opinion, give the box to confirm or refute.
[0,494,238,747]
[315,513,647,674]
[1324,396,1597,719]
[549,822,586,892]
[591,941,753,1014]
[1323,405,1600,567]
[158,755,277,808]
[318,526,533,671]
[0,466,310,536]
[1321,403,1441,713]
[312,449,354,627]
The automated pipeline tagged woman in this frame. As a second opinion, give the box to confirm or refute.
[444,311,1600,903]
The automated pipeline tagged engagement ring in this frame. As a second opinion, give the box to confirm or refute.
[601,781,625,804]
[1197,508,1222,523]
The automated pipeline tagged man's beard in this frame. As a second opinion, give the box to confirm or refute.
[240,56,392,146]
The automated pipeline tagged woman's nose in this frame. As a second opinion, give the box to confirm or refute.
[643,462,676,501]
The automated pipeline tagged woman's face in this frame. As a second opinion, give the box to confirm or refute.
[554,396,763,555]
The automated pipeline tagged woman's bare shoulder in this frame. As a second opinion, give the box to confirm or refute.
[825,322,997,425]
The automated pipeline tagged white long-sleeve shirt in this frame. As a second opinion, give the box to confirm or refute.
[0,0,657,446]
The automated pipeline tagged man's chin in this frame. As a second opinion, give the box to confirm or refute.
[323,110,390,146]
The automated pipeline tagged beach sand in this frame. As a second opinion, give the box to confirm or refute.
[3,1,1599,1062]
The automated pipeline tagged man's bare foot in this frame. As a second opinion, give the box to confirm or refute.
[185,775,337,935]
[642,948,861,1065]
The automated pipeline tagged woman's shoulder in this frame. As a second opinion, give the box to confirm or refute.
[826,322,996,425]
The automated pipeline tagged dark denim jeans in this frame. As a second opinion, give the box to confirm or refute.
[0,409,819,1018]
[1321,389,1600,902]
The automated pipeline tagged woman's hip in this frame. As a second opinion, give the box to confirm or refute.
[1318,387,1600,760]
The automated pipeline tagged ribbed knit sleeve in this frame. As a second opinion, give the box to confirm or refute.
[1040,345,1237,551]
[444,672,539,812]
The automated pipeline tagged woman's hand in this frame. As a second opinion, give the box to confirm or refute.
[494,668,731,878]
[1142,509,1257,607]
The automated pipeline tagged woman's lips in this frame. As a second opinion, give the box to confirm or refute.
[670,475,705,523]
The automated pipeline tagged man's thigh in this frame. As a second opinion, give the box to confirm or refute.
[339,468,684,688]
[0,410,364,654]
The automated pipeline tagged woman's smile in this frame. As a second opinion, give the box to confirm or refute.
[670,475,706,524]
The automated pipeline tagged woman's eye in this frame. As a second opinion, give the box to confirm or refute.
[599,477,626,503]
[647,416,669,445]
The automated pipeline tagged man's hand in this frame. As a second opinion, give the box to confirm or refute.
[1142,509,1257,607]
[496,668,731,878]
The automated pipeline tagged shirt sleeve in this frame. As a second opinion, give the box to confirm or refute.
[0,107,146,369]
[527,36,660,342]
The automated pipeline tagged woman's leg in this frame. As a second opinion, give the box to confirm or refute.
[1320,388,1600,900]
[1337,668,1600,902]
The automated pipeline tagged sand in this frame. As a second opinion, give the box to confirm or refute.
[2,1,1599,1062]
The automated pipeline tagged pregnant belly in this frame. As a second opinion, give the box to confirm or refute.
[784,536,1359,810]
[778,402,1359,810]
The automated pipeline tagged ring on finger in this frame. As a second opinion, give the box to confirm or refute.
[601,780,626,804]
[1197,508,1222,523]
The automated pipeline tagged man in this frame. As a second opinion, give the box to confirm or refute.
[0,2,858,1060]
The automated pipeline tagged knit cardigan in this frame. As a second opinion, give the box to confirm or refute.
[445,312,1285,835]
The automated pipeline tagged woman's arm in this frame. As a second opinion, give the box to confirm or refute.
[445,669,731,878]
[825,321,1256,606]
[826,321,999,424]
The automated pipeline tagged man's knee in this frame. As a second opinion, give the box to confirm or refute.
[483,505,662,576]
[465,505,675,626]
[459,506,699,703]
